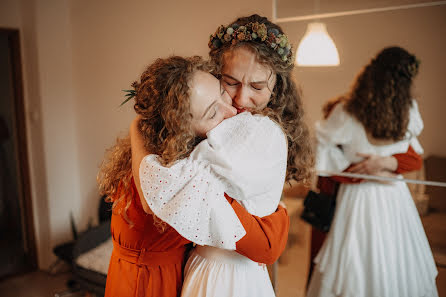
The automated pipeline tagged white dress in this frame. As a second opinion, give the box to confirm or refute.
[139,112,288,297]
[307,100,438,297]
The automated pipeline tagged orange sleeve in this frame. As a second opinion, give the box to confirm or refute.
[226,196,289,265]
[394,145,423,174]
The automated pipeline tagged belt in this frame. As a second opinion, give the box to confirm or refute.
[112,239,186,267]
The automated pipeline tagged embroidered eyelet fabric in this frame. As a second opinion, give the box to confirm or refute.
[139,112,287,250]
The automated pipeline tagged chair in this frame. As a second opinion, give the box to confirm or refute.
[53,196,112,297]
[71,220,111,297]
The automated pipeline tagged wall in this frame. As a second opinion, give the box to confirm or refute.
[280,4,446,157]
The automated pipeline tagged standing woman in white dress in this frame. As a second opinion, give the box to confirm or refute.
[307,46,438,297]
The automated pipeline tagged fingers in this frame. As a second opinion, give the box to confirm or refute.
[347,162,366,174]
[356,152,371,158]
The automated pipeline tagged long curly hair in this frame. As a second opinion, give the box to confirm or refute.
[98,56,211,224]
[209,14,315,184]
[342,46,419,140]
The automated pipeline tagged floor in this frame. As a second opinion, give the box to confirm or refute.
[0,199,444,297]
[0,270,83,297]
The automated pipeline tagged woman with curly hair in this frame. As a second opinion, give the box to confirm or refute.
[100,55,290,297]
[128,14,314,297]
[307,46,438,297]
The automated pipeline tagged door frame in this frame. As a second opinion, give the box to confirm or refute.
[0,28,38,273]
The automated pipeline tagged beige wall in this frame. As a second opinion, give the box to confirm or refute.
[280,4,446,157]
[1,0,445,269]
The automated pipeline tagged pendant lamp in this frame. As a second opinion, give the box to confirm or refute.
[296,22,340,67]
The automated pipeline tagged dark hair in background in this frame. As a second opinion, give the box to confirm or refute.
[324,46,419,141]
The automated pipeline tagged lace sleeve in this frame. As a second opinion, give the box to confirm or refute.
[139,155,246,250]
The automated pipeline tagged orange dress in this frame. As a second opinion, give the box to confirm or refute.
[105,180,289,297]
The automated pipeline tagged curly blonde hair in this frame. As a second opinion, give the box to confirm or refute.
[98,56,212,225]
[209,14,315,184]
[342,46,419,140]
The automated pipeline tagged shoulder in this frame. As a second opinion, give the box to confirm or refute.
[237,112,285,135]
[318,102,354,131]
[206,113,287,158]
[208,112,285,145]
[326,102,350,121]
[245,113,287,145]
[408,99,423,136]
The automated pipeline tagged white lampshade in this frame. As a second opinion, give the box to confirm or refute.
[296,22,340,67]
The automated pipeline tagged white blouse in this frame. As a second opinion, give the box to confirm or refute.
[139,112,288,250]
[316,99,424,174]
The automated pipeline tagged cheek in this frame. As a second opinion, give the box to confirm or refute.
[253,91,272,108]
[192,120,220,137]
[222,91,233,104]
[223,85,237,99]
[191,121,206,137]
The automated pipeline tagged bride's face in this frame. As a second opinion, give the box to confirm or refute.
[189,71,237,138]
[221,47,276,113]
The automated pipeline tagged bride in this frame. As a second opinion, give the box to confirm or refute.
[307,46,438,297]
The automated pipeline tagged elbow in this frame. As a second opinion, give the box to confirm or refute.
[262,255,278,265]
[237,244,280,265]
[412,157,423,171]
[257,245,282,265]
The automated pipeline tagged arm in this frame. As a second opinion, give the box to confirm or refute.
[394,145,423,174]
[227,196,290,265]
[130,115,152,214]
[342,145,422,183]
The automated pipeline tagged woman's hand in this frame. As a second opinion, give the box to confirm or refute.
[347,153,398,175]
[345,153,398,183]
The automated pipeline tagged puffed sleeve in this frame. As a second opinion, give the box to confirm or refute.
[138,113,287,250]
[191,112,287,216]
[315,103,353,174]
[139,154,246,250]
[407,99,424,154]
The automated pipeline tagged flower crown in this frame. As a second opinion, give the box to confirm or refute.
[209,22,293,65]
